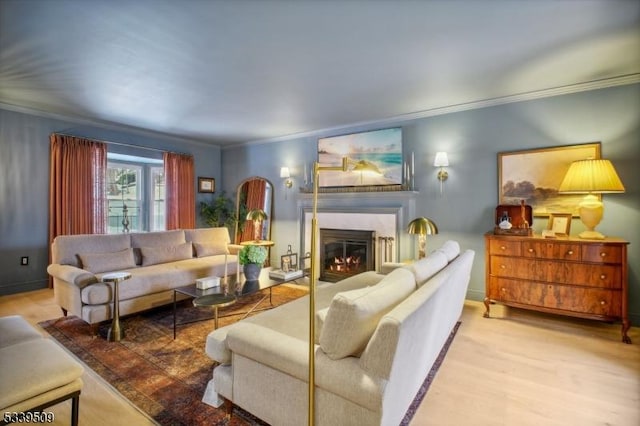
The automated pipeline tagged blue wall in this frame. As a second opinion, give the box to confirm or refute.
[221,84,640,324]
[1,85,638,324]
[0,108,221,294]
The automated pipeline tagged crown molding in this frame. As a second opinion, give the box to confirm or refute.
[228,74,640,150]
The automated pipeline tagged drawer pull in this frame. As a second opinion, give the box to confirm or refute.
[600,300,606,305]
[501,288,506,292]
[600,274,606,280]
[500,265,506,269]
[528,248,534,253]
[500,246,506,250]
[567,250,574,255]
[600,252,607,258]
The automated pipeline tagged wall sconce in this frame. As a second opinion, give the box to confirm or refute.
[280,167,293,199]
[433,152,449,194]
[407,217,438,259]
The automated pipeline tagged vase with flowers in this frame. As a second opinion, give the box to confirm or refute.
[239,245,267,281]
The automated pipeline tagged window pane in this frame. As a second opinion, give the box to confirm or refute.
[150,166,165,231]
[107,163,142,233]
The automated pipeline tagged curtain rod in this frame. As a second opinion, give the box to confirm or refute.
[52,132,191,157]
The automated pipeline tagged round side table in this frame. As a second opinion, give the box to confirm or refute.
[102,271,131,342]
[193,293,237,329]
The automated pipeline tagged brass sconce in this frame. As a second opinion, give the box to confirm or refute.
[280,167,293,199]
[433,152,449,194]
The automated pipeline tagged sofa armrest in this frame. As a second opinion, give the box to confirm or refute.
[226,322,383,411]
[46,264,98,288]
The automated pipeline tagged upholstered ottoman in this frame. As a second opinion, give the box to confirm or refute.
[0,316,84,426]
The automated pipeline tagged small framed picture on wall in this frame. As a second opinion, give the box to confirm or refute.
[198,177,215,193]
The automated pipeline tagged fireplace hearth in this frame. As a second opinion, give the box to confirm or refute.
[319,228,375,282]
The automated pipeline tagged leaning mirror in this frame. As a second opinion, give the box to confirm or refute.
[235,177,273,243]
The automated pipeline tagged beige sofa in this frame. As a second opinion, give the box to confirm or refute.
[47,228,239,328]
[204,240,474,426]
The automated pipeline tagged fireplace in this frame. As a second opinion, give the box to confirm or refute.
[319,228,375,282]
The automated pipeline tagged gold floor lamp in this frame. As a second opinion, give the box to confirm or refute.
[308,157,380,425]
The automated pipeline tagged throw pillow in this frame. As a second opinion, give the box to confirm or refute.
[405,250,448,287]
[140,242,193,266]
[194,242,229,257]
[78,248,136,274]
[319,268,415,360]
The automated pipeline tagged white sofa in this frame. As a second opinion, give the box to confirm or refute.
[47,228,239,329]
[204,240,475,426]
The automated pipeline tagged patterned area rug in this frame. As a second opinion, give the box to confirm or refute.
[40,285,461,426]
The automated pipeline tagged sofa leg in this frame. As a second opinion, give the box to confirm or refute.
[61,307,68,317]
[224,398,233,419]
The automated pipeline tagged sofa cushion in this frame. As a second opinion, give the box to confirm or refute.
[319,267,415,360]
[130,230,186,265]
[185,228,231,245]
[194,242,229,257]
[140,242,192,266]
[78,248,137,274]
[51,233,131,268]
[436,240,460,262]
[405,250,448,287]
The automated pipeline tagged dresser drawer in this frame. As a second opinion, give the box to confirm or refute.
[489,239,521,256]
[489,278,621,317]
[582,245,623,264]
[490,257,543,281]
[546,262,621,289]
[522,241,580,261]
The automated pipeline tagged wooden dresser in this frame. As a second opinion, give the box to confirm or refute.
[484,233,630,343]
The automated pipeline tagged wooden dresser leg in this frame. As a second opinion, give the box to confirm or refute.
[483,297,491,318]
[224,398,233,419]
[90,323,100,337]
[622,320,632,344]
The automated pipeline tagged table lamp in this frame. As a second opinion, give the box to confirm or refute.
[407,217,438,259]
[558,158,625,239]
[246,209,268,242]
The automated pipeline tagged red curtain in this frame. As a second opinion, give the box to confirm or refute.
[49,134,107,286]
[164,152,195,230]
[240,178,267,242]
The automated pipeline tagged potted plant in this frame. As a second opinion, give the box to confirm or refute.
[238,245,267,281]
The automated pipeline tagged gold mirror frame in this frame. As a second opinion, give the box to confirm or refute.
[234,176,273,243]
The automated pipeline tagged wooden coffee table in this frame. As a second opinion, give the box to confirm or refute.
[172,267,307,338]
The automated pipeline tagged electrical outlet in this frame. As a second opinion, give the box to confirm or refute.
[21,256,28,266]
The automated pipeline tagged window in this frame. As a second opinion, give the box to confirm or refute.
[106,154,165,233]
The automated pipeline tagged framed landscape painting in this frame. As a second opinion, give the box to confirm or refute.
[317,127,402,188]
[498,142,601,217]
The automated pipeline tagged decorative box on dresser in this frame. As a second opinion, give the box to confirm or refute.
[484,233,630,343]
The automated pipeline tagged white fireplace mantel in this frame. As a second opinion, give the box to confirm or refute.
[297,191,419,270]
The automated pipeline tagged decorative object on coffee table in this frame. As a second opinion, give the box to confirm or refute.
[407,217,438,259]
[102,271,131,342]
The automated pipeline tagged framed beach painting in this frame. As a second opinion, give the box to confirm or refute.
[498,142,601,217]
[317,127,403,188]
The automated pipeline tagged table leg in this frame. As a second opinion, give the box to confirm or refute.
[107,279,124,342]
[173,290,177,339]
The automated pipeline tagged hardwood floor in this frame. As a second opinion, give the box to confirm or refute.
[1,289,638,426]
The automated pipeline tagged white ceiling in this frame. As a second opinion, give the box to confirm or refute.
[1,0,639,147]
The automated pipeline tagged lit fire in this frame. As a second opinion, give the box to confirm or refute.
[329,256,361,272]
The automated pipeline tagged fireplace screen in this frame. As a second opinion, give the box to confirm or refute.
[319,228,375,282]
